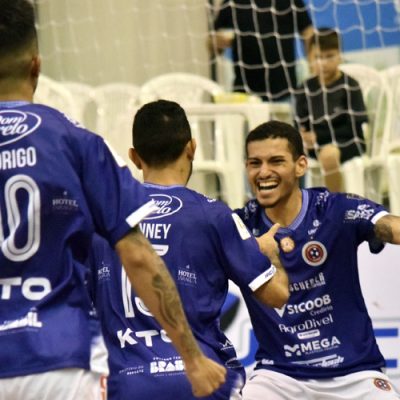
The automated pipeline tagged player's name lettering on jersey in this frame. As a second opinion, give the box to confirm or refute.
[117,327,171,348]
[0,147,37,171]
[140,222,171,240]
[289,272,326,292]
[0,310,42,332]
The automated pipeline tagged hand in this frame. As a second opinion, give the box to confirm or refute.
[185,355,227,397]
[256,223,280,263]
[207,31,234,55]
[300,128,317,150]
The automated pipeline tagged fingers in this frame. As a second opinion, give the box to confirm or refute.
[267,223,280,237]
[189,359,226,397]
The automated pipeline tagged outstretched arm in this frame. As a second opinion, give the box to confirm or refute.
[374,214,400,244]
[255,224,290,308]
[115,227,226,397]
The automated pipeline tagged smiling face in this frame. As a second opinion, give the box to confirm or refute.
[246,137,307,209]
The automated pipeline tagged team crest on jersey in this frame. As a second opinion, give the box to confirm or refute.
[145,194,183,220]
[280,237,295,253]
[373,378,392,391]
[302,241,327,266]
[0,110,41,146]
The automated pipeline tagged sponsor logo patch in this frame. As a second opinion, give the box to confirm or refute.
[146,194,183,220]
[0,110,41,146]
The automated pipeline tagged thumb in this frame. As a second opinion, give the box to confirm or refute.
[268,223,281,237]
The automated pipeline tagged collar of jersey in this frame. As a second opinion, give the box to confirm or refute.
[260,189,309,234]
[0,100,30,108]
[143,182,185,190]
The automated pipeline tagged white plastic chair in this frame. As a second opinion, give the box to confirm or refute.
[61,81,96,129]
[92,83,142,179]
[139,72,223,105]
[304,64,392,203]
[339,64,392,203]
[139,73,247,207]
[381,66,400,215]
[34,75,79,121]
[184,105,248,209]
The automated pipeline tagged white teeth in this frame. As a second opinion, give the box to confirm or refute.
[258,182,278,190]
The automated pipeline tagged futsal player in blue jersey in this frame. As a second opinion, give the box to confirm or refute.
[235,120,400,399]
[87,100,290,399]
[0,1,226,399]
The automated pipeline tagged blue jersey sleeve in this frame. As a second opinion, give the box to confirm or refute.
[208,203,275,292]
[340,193,388,253]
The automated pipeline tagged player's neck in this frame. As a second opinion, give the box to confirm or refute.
[143,164,190,187]
[264,187,303,227]
[0,81,34,102]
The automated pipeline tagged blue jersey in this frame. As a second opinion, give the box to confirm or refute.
[89,183,276,400]
[0,102,155,378]
[236,188,388,379]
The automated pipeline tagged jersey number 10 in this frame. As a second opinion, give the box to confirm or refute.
[0,174,40,262]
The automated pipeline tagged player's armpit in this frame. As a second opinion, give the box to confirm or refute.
[374,214,400,244]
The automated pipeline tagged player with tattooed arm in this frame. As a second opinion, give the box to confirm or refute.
[87,100,289,400]
[0,1,225,398]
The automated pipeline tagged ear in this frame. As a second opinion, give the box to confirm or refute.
[31,55,41,92]
[129,148,143,170]
[295,155,308,178]
[186,138,196,161]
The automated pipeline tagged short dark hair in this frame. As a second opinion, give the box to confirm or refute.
[246,120,305,160]
[133,100,192,167]
[309,28,340,52]
[0,0,38,79]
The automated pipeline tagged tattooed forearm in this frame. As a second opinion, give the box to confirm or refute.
[117,227,202,360]
[152,262,201,358]
[179,330,202,359]
[152,268,182,329]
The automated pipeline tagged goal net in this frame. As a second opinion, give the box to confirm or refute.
[33,0,400,205]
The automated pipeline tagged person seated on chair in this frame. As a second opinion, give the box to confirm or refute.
[294,28,368,192]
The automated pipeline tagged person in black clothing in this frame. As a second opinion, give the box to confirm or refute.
[209,0,313,101]
[295,28,368,192]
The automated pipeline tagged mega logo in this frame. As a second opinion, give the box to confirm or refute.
[145,194,183,220]
[0,110,41,146]
[284,336,341,357]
